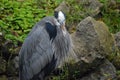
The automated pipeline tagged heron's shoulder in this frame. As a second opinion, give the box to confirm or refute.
[37,16,54,24]
[28,16,58,38]
[27,17,53,36]
[42,16,54,20]
[37,16,60,26]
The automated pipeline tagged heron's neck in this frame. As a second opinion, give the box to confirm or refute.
[61,24,67,36]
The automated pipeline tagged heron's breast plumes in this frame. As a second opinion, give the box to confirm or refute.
[61,25,67,36]
[52,26,72,68]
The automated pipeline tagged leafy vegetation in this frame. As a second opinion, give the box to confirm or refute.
[99,0,120,33]
[0,0,120,79]
[0,0,62,44]
[1,0,120,44]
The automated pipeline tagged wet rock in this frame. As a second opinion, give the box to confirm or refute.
[80,60,116,80]
[67,57,105,80]
[8,76,19,80]
[6,57,19,77]
[0,57,6,74]
[69,16,117,79]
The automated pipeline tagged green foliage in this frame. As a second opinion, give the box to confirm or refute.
[66,0,85,27]
[0,0,45,44]
[117,70,120,75]
[52,65,69,80]
[36,0,63,15]
[66,0,120,33]
[99,0,120,33]
[1,0,119,45]
[0,0,62,44]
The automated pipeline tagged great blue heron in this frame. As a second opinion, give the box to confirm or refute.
[19,11,73,80]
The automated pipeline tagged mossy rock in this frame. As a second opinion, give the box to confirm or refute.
[0,57,6,74]
[0,75,7,80]
[112,55,120,69]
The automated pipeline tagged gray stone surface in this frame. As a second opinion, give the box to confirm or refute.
[0,57,6,74]
[69,16,117,80]
[114,32,120,51]
[72,16,115,61]
[55,0,103,17]
[78,0,103,17]
[80,60,116,80]
[55,1,70,13]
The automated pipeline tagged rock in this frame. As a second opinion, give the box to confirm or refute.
[0,32,2,36]
[72,16,115,60]
[13,56,19,69]
[114,32,120,51]
[0,75,7,80]
[55,1,70,13]
[117,73,120,80]
[0,57,6,74]
[0,32,3,52]
[6,57,19,77]
[78,0,103,17]
[0,32,20,79]
[55,0,102,17]
[111,32,120,69]
[108,0,116,7]
[80,60,116,80]
[67,57,105,80]
[54,0,103,33]
[69,16,117,79]
[8,76,19,80]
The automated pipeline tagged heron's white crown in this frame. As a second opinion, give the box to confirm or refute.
[58,11,65,24]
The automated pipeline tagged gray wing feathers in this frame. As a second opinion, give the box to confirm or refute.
[19,16,73,80]
[19,26,54,80]
[53,28,72,68]
[28,17,55,36]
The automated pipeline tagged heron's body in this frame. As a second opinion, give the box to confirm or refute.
[19,12,72,80]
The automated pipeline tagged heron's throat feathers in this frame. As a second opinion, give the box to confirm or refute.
[61,25,67,36]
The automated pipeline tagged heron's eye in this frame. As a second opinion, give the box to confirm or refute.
[57,19,65,25]
[54,11,66,25]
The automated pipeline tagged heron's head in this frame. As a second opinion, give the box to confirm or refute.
[54,11,66,27]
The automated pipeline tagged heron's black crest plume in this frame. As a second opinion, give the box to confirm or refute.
[45,22,57,40]
[54,11,58,19]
